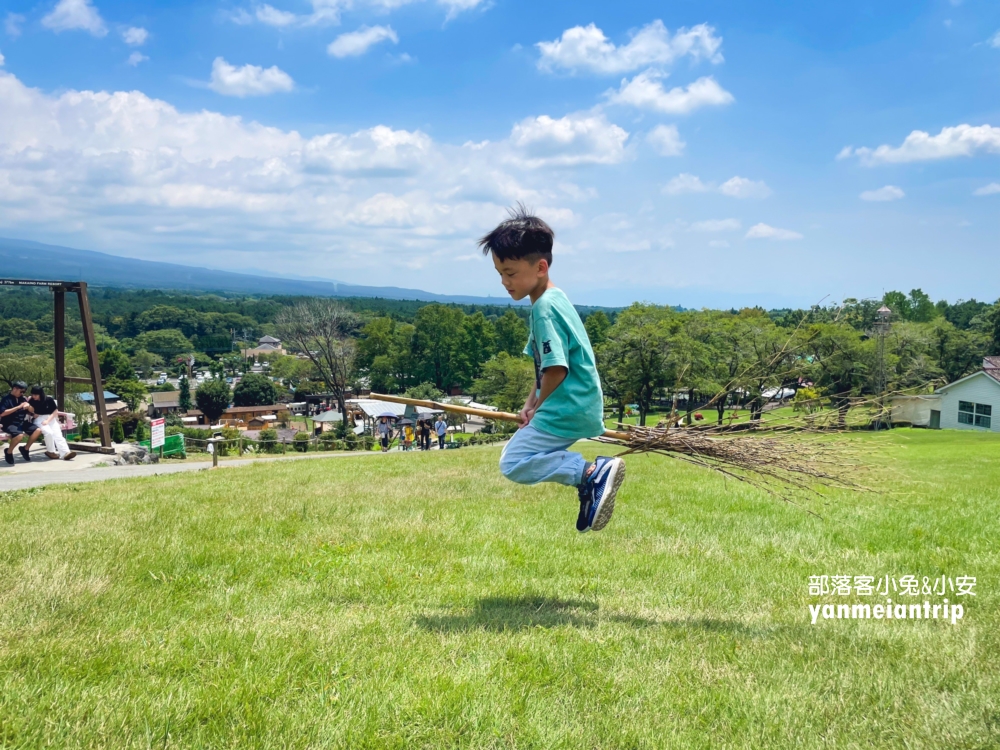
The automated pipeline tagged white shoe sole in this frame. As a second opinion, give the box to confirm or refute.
[591,458,625,531]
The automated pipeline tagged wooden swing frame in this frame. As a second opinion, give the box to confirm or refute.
[0,279,112,451]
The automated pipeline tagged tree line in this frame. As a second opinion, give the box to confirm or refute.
[1,287,998,428]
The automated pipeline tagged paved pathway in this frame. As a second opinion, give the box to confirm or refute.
[0,450,387,492]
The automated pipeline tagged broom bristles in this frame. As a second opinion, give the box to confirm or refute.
[369,391,877,505]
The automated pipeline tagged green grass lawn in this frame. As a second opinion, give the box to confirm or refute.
[1,430,998,748]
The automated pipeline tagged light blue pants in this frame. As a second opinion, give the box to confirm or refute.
[499,424,587,487]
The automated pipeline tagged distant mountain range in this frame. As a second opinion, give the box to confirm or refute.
[0,237,526,306]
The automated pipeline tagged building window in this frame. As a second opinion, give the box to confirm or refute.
[958,400,992,428]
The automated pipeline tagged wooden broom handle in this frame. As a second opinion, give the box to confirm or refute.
[368,393,631,441]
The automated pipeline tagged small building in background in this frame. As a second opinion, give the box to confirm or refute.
[242,335,286,360]
[79,390,129,418]
[148,391,182,418]
[932,358,1000,432]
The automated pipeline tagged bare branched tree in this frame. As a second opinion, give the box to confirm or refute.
[275,300,359,416]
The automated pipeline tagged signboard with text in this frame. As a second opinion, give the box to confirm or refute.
[150,418,165,450]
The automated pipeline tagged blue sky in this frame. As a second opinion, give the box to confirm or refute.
[1,0,999,308]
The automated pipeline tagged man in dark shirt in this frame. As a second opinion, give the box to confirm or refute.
[1,381,42,464]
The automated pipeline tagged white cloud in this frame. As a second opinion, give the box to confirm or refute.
[537,20,723,75]
[662,173,709,194]
[127,51,148,66]
[606,71,733,114]
[844,124,1000,165]
[973,182,1000,196]
[328,25,398,58]
[208,57,295,97]
[746,223,802,240]
[690,218,740,232]
[860,185,904,202]
[0,50,4,66]
[256,4,299,27]
[708,239,729,248]
[508,111,629,168]
[646,124,684,156]
[229,0,346,28]
[42,0,107,36]
[0,68,591,254]
[990,30,1000,48]
[662,173,769,198]
[5,13,25,38]
[719,176,770,199]
[122,26,148,45]
[438,0,488,20]
[228,8,255,24]
[233,0,483,28]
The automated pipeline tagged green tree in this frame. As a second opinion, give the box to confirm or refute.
[494,310,529,357]
[232,372,278,407]
[473,353,536,414]
[368,355,398,393]
[112,419,125,443]
[883,289,939,323]
[404,382,445,401]
[804,322,872,425]
[99,349,135,381]
[0,354,54,390]
[882,291,911,321]
[462,312,497,380]
[601,304,675,425]
[178,375,192,412]
[411,304,469,391]
[196,379,231,424]
[131,350,164,379]
[132,328,194,358]
[584,310,612,347]
[927,319,989,383]
[907,289,938,323]
[134,419,147,442]
[104,377,147,412]
[355,317,397,372]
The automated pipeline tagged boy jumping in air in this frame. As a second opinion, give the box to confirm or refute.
[480,206,625,532]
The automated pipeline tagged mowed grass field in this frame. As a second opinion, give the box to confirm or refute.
[1,430,998,748]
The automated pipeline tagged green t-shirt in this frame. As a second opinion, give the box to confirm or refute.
[523,287,605,439]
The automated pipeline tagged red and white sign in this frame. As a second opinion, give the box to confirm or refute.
[150,417,165,449]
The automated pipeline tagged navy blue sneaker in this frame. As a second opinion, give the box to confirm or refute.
[586,456,625,532]
[576,480,594,533]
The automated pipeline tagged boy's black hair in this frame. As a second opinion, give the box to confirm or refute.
[478,203,554,267]
[30,386,45,396]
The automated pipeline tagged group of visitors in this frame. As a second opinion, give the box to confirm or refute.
[1,381,76,464]
[376,415,450,452]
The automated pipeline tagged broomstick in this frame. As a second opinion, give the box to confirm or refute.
[368,392,871,503]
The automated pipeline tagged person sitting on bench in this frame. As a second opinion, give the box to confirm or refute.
[29,386,76,461]
[1,381,42,464]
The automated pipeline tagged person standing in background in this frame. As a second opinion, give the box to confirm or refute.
[434,416,448,450]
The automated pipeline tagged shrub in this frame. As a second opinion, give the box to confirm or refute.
[111,419,125,444]
[259,427,280,453]
[134,419,147,442]
[293,431,310,452]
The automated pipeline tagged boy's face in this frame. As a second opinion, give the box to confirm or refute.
[492,253,547,301]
